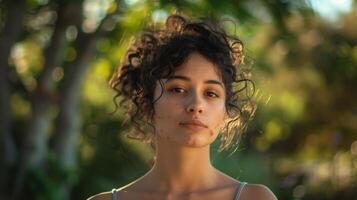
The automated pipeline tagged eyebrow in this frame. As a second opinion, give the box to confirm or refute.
[164,75,225,89]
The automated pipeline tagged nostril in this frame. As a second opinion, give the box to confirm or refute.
[186,105,203,114]
[187,107,194,112]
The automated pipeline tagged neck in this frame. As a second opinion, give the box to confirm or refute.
[145,137,218,193]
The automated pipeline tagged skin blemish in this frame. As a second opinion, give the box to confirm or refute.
[209,129,215,136]
[187,137,197,146]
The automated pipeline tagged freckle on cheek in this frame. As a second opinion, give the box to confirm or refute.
[188,138,197,146]
[209,129,215,136]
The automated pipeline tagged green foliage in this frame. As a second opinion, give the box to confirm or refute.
[3,0,357,199]
[26,152,79,200]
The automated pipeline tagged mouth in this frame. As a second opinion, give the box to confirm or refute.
[179,120,208,131]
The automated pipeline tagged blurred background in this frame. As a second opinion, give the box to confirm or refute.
[0,0,356,199]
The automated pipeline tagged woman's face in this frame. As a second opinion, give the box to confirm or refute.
[153,52,227,148]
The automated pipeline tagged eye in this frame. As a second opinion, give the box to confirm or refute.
[206,91,219,98]
[169,87,186,93]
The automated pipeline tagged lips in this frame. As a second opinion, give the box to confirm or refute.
[179,119,208,130]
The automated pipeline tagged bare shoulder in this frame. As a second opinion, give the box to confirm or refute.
[86,191,112,200]
[243,183,278,200]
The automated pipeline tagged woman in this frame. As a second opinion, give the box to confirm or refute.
[88,14,277,200]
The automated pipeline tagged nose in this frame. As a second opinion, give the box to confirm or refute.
[185,90,204,114]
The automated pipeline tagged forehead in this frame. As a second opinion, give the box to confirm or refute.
[171,52,222,81]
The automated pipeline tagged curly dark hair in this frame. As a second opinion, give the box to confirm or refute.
[109,14,255,151]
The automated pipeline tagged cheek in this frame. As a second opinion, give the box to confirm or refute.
[153,99,181,133]
[210,108,227,134]
[153,114,168,138]
[155,99,180,118]
[208,129,218,139]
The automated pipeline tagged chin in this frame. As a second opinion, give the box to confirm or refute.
[180,135,214,148]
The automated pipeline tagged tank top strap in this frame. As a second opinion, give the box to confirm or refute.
[233,181,247,200]
[111,188,118,200]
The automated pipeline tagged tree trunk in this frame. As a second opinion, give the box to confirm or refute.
[12,2,82,199]
[0,0,26,198]
[50,25,107,200]
[50,2,123,194]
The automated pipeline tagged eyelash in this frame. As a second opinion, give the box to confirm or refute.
[169,87,220,98]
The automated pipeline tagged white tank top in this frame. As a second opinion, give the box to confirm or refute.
[111,182,247,200]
